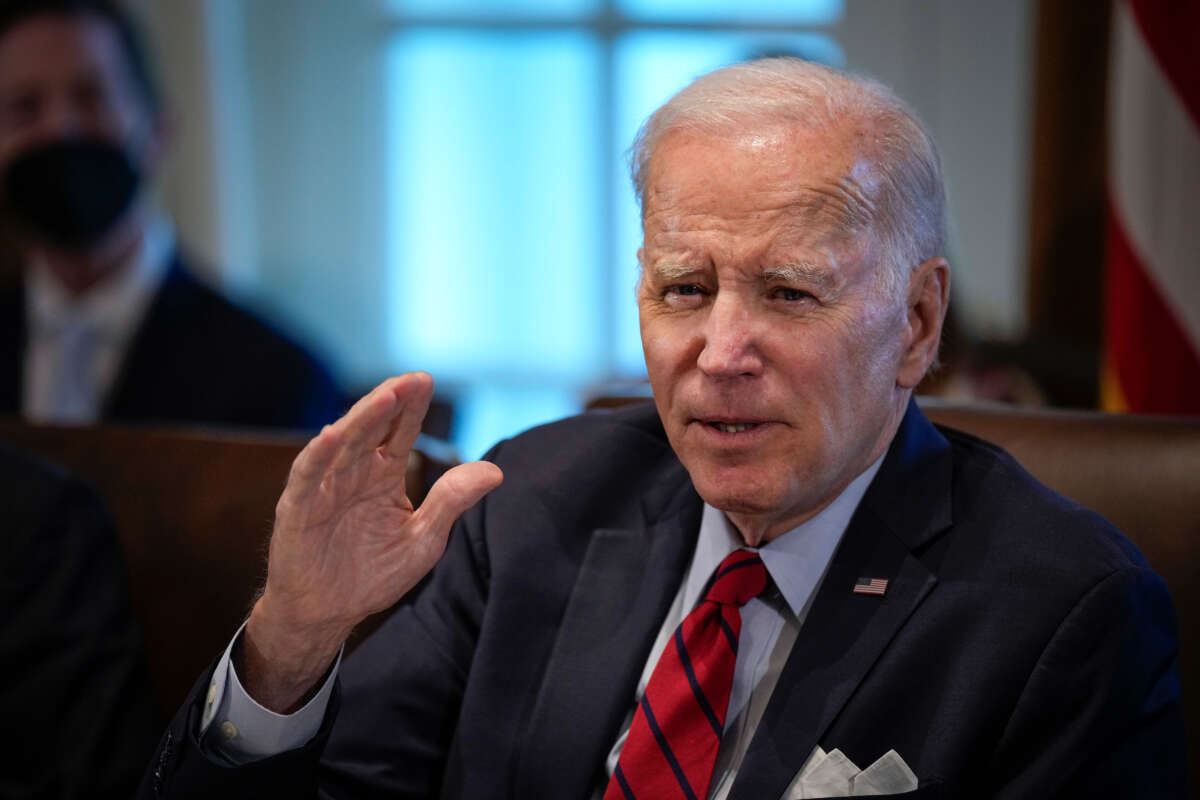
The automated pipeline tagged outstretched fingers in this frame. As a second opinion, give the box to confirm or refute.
[328,382,397,470]
[379,372,434,462]
[283,374,435,507]
[330,374,432,473]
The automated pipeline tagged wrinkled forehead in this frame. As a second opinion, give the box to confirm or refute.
[642,122,885,243]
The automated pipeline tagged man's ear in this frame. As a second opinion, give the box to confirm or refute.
[896,256,949,389]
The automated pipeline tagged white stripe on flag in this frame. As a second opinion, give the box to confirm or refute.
[1109,1,1200,353]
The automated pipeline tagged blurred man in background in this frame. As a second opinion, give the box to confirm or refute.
[0,0,343,429]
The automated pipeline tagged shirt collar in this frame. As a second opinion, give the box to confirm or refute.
[689,451,886,619]
[26,213,174,342]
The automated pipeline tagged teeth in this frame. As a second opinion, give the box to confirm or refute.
[712,422,758,433]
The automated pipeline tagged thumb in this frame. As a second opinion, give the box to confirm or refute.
[415,461,504,536]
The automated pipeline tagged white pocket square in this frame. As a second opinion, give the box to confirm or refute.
[782,746,919,798]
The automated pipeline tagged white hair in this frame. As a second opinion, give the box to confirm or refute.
[630,58,946,297]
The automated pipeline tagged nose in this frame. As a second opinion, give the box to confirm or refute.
[696,291,764,379]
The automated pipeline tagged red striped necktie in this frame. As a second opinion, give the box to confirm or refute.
[604,549,769,800]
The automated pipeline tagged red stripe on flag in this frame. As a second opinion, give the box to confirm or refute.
[1126,0,1200,128]
[1103,202,1200,414]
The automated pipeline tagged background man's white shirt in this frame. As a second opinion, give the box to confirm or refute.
[23,215,173,424]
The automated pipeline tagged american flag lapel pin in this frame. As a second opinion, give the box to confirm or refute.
[853,577,889,596]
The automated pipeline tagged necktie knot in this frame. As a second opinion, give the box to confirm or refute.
[704,550,767,607]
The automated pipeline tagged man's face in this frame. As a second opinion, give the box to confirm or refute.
[0,13,155,172]
[638,124,916,544]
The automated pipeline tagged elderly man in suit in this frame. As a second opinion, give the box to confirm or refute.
[0,0,342,429]
[143,59,1185,798]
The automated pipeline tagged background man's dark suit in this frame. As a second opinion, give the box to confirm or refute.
[144,400,1185,798]
[0,442,159,799]
[0,255,345,430]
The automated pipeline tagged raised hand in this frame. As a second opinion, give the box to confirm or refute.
[240,373,503,712]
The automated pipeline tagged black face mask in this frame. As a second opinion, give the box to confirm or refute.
[2,138,141,251]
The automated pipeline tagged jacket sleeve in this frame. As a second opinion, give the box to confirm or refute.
[137,662,338,800]
[989,565,1188,797]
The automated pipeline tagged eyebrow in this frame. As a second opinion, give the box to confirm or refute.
[643,260,841,294]
[644,262,704,282]
[762,262,837,292]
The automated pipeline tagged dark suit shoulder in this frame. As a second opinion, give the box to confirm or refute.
[0,442,100,568]
[933,429,1186,794]
[491,401,665,458]
[153,264,332,378]
[110,258,344,429]
[934,423,1150,582]
[467,400,694,548]
[0,438,73,493]
[487,401,673,493]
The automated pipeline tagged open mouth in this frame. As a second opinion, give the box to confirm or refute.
[706,421,762,433]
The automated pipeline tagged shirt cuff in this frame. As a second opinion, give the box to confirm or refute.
[199,620,342,764]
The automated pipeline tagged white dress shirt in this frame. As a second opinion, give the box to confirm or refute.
[22,217,173,424]
[201,452,885,795]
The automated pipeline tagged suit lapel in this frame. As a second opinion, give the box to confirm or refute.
[515,461,702,798]
[0,280,25,414]
[103,254,187,420]
[731,401,953,800]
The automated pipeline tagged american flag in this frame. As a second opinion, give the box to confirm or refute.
[853,577,888,596]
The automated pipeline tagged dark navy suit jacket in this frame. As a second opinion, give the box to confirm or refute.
[142,400,1186,798]
[0,256,344,430]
